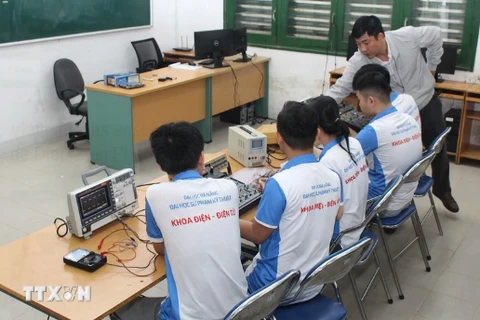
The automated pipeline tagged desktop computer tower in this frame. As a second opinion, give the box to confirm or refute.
[220,103,255,125]
[444,108,461,154]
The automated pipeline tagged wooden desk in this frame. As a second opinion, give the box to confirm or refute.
[0,149,281,319]
[85,56,270,171]
[163,50,196,63]
[0,218,164,320]
[328,66,479,164]
[459,84,480,162]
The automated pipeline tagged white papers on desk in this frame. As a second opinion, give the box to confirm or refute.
[168,62,202,71]
[231,167,273,185]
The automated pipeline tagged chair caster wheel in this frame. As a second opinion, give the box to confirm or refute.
[399,295,405,300]
[67,142,75,150]
[427,256,432,260]
[388,299,393,304]
[426,267,431,272]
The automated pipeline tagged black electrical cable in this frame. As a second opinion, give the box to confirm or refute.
[136,182,160,188]
[54,218,68,237]
[226,62,241,107]
[249,59,264,99]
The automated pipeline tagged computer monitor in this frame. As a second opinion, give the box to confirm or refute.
[347,36,358,61]
[421,46,458,83]
[233,27,251,63]
[194,28,235,69]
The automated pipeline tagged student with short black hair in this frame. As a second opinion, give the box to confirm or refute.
[310,96,369,248]
[352,71,422,218]
[240,101,343,303]
[354,64,421,127]
[146,121,248,320]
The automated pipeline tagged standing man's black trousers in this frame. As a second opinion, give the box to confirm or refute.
[420,94,451,196]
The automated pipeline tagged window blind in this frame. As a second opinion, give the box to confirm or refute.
[285,0,332,41]
[234,0,273,35]
[343,0,394,40]
[412,0,466,45]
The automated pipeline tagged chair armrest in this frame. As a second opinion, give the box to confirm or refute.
[60,89,85,114]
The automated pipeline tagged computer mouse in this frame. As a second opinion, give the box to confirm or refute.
[188,61,196,66]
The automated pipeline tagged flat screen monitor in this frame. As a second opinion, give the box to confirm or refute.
[233,27,251,62]
[421,46,458,82]
[194,28,235,69]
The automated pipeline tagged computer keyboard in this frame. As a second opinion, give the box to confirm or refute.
[340,109,372,132]
[227,177,262,215]
[199,59,214,65]
[339,105,354,115]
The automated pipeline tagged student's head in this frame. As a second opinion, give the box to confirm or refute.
[352,71,391,117]
[309,96,357,164]
[150,121,204,176]
[355,64,392,91]
[351,16,385,59]
[276,101,318,154]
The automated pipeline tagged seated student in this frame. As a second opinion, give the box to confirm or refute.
[352,71,422,217]
[240,101,343,302]
[354,64,421,128]
[145,122,248,320]
[309,95,369,248]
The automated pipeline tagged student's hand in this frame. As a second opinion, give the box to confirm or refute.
[431,70,436,77]
[258,178,268,192]
[250,177,268,192]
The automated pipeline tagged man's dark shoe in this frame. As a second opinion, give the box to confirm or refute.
[436,192,459,213]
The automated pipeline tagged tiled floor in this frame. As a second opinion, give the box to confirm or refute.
[1,116,480,320]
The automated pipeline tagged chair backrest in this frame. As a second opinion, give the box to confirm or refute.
[131,38,164,72]
[224,270,301,320]
[53,58,85,101]
[427,127,451,155]
[287,237,372,305]
[402,151,436,184]
[331,175,403,251]
[365,174,404,221]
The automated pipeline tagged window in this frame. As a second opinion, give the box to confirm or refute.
[224,0,480,71]
[227,0,274,45]
[343,0,396,41]
[410,0,475,69]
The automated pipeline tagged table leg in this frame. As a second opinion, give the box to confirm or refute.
[88,90,135,171]
[255,61,269,118]
[194,77,213,143]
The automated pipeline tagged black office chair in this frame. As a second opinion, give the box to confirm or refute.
[131,38,166,73]
[53,58,91,150]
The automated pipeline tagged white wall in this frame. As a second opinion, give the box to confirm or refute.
[174,1,224,48]
[0,1,176,155]
[1,0,480,154]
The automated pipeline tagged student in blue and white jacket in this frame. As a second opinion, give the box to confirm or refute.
[355,63,421,128]
[309,95,369,248]
[240,101,344,303]
[352,70,422,218]
[145,122,247,320]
